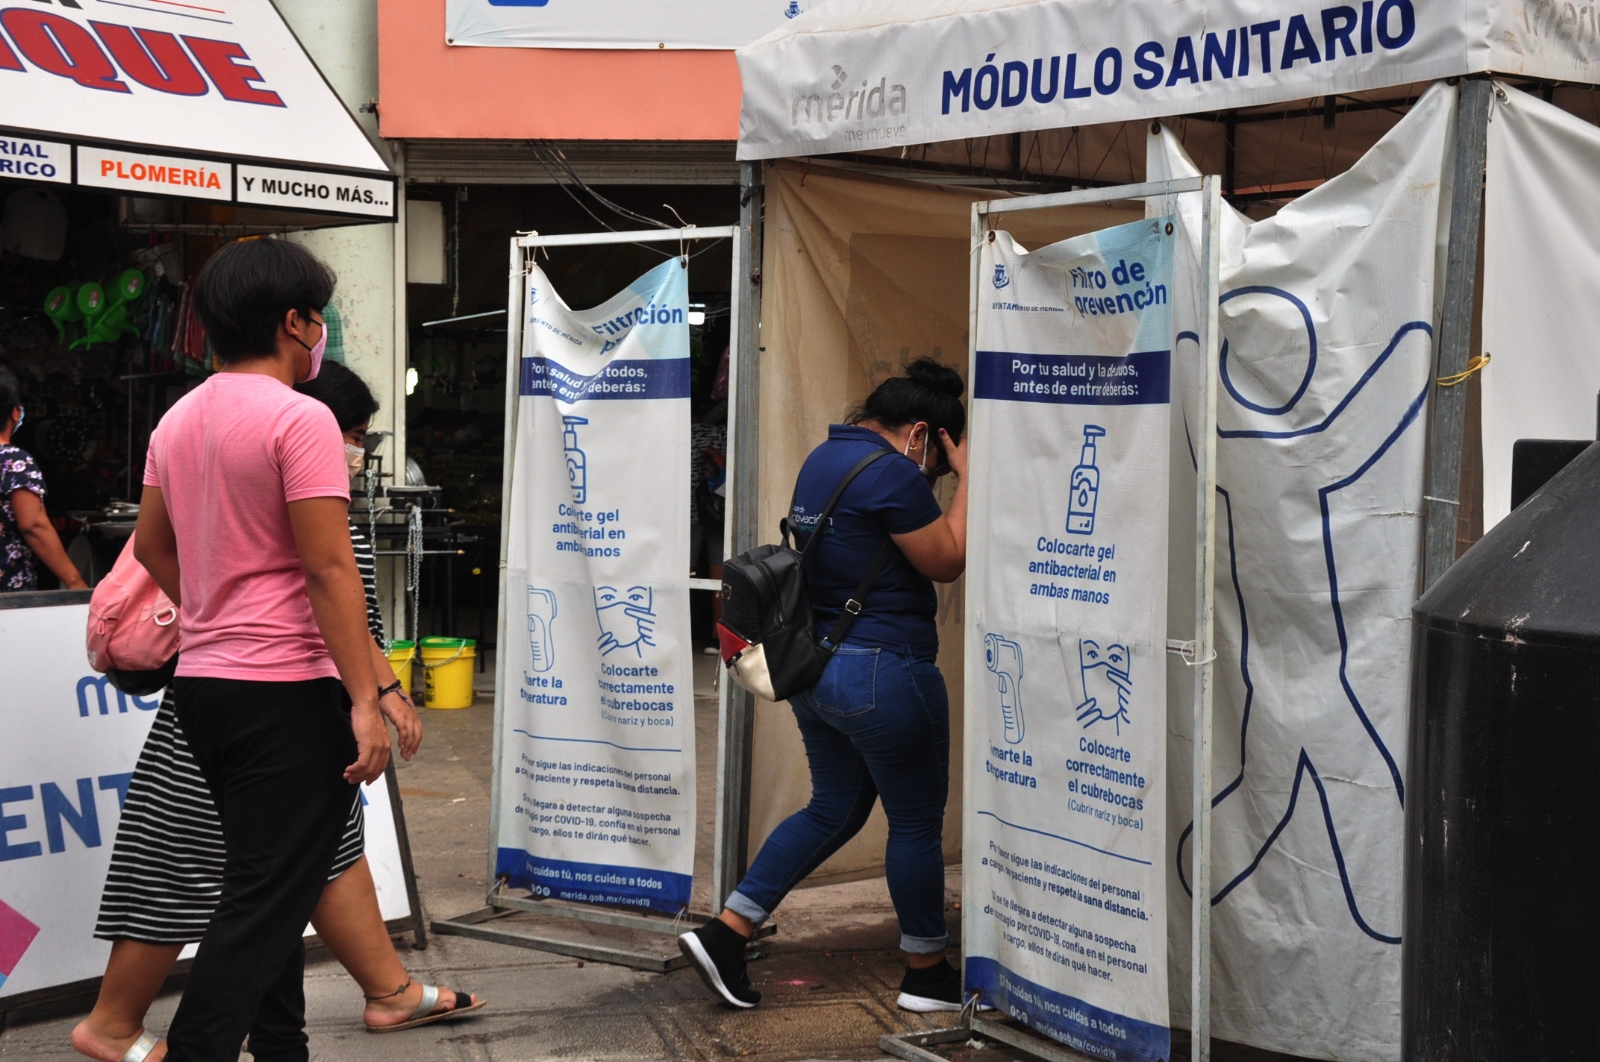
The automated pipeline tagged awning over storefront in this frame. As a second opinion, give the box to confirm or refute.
[735,0,1600,160]
[0,0,395,219]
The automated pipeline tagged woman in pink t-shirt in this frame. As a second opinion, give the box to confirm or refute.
[75,363,483,1062]
[122,240,395,1062]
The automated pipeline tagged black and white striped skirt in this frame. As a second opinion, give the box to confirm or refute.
[94,691,364,944]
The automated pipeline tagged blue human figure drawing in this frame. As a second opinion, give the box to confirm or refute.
[1174,287,1432,945]
[1074,638,1132,735]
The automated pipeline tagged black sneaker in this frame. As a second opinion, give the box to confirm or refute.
[678,919,761,1008]
[896,960,974,1013]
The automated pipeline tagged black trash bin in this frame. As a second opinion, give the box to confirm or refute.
[1406,441,1600,1062]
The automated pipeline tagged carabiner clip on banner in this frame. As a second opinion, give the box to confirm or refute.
[1166,638,1216,667]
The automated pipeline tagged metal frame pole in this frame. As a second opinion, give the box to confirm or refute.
[961,196,983,1003]
[714,161,765,908]
[1421,78,1493,590]
[483,237,524,893]
[1189,174,1225,1062]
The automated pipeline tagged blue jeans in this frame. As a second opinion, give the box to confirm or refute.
[727,645,951,953]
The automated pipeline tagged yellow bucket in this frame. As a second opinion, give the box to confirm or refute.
[385,640,415,695]
[421,636,476,709]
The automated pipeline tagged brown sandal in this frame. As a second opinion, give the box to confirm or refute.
[364,980,487,1033]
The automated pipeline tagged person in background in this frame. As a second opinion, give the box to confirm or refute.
[0,365,86,591]
[690,415,728,653]
[130,239,387,1062]
[72,362,481,1062]
[679,359,972,1013]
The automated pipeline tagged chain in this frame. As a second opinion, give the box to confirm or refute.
[407,504,423,642]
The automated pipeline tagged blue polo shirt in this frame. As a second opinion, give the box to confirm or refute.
[790,424,945,660]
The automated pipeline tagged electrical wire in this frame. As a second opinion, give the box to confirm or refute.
[529,140,673,229]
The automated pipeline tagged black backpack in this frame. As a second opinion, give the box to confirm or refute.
[716,449,894,702]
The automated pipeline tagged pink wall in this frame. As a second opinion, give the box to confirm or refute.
[378,0,742,140]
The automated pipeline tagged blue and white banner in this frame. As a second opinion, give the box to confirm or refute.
[0,603,411,1000]
[965,219,1174,1061]
[447,0,812,50]
[496,258,695,915]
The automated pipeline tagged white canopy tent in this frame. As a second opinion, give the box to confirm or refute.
[715,4,1600,1062]
[735,0,1599,162]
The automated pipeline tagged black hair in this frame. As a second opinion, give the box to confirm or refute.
[0,365,17,423]
[846,357,966,444]
[294,361,378,433]
[193,239,336,363]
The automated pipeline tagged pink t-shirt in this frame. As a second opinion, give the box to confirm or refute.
[144,372,350,681]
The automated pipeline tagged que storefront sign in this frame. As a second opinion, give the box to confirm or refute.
[0,1,393,219]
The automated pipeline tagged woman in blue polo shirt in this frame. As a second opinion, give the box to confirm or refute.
[681,359,971,1013]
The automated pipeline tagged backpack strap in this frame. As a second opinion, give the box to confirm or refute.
[819,539,895,650]
[793,448,894,564]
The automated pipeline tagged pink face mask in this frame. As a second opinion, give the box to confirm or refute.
[295,317,327,382]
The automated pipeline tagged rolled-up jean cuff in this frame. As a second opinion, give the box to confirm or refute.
[901,932,950,954]
[725,890,770,927]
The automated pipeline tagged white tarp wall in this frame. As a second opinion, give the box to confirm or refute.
[735,0,1600,161]
[1481,83,1600,528]
[496,258,697,915]
[1149,83,1455,1061]
[966,219,1176,1061]
[0,603,410,1000]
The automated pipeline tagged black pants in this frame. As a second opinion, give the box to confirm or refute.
[165,677,357,1062]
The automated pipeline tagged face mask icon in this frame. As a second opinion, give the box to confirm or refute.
[528,587,557,673]
[1075,637,1132,734]
[595,585,655,657]
[984,633,1025,744]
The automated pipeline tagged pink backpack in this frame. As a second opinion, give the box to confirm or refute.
[87,532,180,682]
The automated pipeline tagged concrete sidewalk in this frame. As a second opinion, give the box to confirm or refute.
[0,665,1310,1061]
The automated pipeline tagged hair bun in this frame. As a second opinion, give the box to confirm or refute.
[905,357,964,398]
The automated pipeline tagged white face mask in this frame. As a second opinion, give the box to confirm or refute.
[903,426,932,476]
[345,443,365,479]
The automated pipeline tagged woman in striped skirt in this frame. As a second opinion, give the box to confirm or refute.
[73,364,483,1062]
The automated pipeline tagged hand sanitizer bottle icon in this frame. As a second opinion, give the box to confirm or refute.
[563,416,589,504]
[1067,425,1106,536]
[528,587,557,673]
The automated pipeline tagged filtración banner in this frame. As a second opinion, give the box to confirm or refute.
[496,257,696,915]
[965,219,1174,1062]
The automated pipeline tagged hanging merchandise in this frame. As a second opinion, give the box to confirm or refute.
[496,257,696,914]
[43,284,86,346]
[966,218,1176,1061]
[170,278,208,373]
[322,303,347,365]
[1149,81,1455,1062]
[40,272,147,350]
